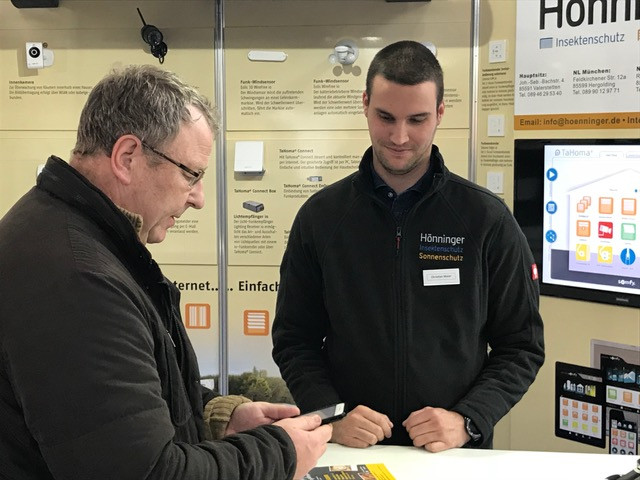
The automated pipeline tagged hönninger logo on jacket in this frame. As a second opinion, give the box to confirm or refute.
[418,232,464,262]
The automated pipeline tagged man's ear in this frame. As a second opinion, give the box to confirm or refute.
[436,101,445,125]
[110,135,140,185]
[362,91,369,117]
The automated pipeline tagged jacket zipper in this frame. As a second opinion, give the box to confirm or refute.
[394,221,406,437]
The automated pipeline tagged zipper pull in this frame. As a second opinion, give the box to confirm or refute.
[166,329,176,348]
[396,226,402,251]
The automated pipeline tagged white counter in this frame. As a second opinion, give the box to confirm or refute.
[317,443,638,479]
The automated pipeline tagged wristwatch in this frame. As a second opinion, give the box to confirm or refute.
[463,416,482,443]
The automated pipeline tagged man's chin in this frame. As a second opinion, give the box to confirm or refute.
[147,229,168,244]
[381,162,419,177]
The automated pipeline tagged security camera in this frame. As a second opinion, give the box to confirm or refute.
[26,42,43,69]
[25,42,54,69]
[136,8,168,64]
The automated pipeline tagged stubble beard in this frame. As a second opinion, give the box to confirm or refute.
[373,145,426,177]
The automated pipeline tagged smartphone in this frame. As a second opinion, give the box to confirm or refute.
[610,409,638,455]
[300,402,346,425]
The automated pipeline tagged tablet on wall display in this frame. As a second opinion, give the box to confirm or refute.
[602,354,640,414]
[555,361,606,448]
[514,138,640,307]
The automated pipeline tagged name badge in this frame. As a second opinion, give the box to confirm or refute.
[423,268,460,286]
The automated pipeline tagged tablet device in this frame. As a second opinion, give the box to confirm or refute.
[555,361,606,448]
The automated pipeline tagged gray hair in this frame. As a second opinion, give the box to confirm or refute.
[73,64,218,157]
[366,40,444,107]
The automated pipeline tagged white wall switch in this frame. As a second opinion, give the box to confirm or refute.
[489,40,507,63]
[487,114,505,137]
[486,171,504,194]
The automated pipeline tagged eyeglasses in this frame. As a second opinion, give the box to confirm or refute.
[141,141,205,187]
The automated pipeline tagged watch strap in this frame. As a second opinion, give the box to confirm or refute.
[464,416,482,442]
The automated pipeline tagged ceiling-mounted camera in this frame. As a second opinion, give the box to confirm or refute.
[137,8,167,64]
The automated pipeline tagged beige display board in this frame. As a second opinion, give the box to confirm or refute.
[0,0,216,129]
[0,9,217,265]
[0,29,216,131]
[225,24,470,132]
[226,131,470,269]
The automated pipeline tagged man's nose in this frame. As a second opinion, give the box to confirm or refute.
[188,180,205,209]
[389,122,409,145]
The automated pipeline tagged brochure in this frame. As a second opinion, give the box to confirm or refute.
[303,463,396,480]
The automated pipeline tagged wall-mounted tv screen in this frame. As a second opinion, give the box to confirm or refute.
[514,138,640,308]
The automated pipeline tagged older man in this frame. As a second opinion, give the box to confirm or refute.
[0,65,330,480]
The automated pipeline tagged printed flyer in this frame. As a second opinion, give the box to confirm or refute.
[303,463,395,480]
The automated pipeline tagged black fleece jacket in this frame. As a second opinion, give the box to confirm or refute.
[273,145,545,448]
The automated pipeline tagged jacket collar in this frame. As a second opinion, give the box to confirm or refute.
[37,156,162,283]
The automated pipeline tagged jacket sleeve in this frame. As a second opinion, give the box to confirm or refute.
[4,263,296,480]
[145,426,296,479]
[452,207,545,445]
[272,210,342,412]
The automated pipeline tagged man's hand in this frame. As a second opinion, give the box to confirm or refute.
[402,407,469,453]
[227,402,300,435]
[330,405,393,448]
[275,415,333,480]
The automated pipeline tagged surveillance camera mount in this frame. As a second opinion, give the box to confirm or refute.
[137,8,167,64]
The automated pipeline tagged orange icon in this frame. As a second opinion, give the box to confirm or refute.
[184,303,211,329]
[243,310,269,336]
[599,197,614,214]
[622,198,637,216]
[576,221,590,237]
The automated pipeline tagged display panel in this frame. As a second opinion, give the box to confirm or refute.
[514,138,640,307]
[609,409,638,455]
[602,354,640,414]
[555,361,606,448]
